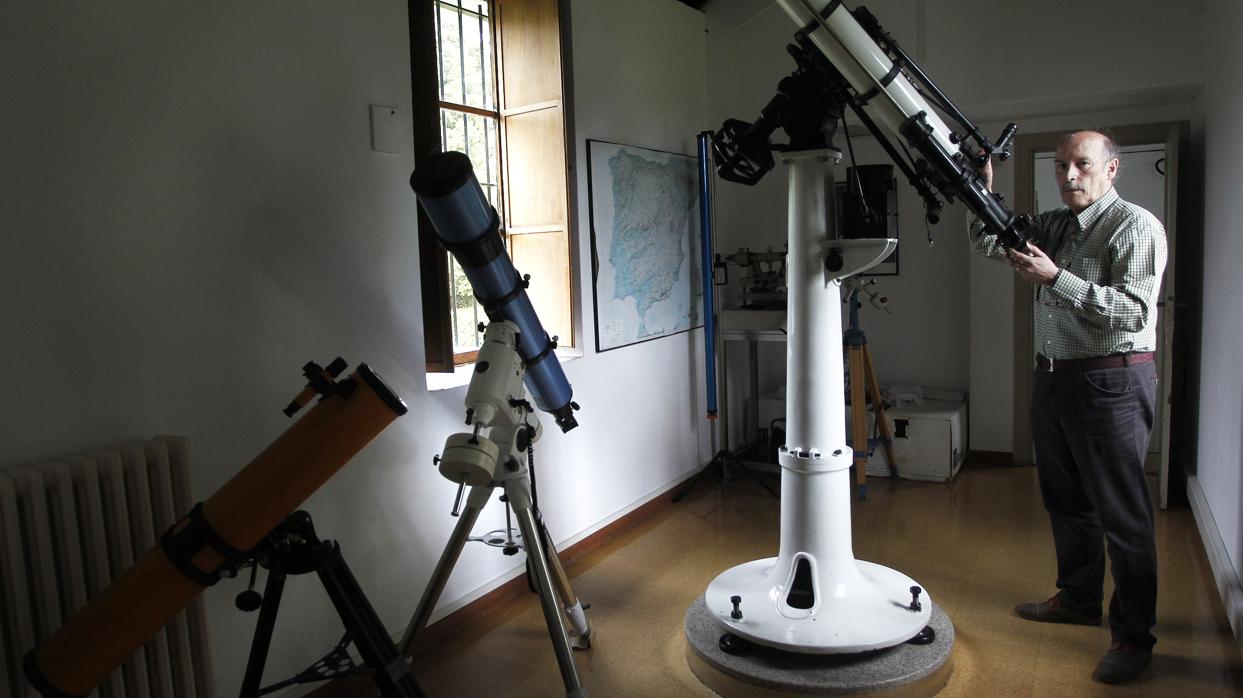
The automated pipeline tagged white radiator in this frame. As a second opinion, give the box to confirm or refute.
[0,436,215,698]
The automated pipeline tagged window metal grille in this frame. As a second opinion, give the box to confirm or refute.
[434,0,500,357]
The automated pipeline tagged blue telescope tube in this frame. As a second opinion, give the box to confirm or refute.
[697,132,718,418]
[411,151,578,432]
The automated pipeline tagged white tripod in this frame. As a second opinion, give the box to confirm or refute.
[400,321,591,697]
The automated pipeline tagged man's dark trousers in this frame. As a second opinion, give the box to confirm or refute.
[1031,360,1159,650]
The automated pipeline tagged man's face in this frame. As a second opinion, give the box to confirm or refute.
[1054,132,1118,213]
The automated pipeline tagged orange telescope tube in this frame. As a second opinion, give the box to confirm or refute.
[25,361,407,697]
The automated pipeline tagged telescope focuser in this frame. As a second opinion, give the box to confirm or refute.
[283,357,352,416]
[961,122,1018,169]
[551,401,579,433]
[991,123,1018,162]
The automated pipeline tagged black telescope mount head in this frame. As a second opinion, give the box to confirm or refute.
[711,50,844,187]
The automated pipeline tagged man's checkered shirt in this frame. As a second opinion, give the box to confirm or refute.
[969,187,1167,361]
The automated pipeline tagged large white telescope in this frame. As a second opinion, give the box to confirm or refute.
[703,0,1030,654]
[704,148,919,653]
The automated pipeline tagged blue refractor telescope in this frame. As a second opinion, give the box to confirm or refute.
[411,151,579,432]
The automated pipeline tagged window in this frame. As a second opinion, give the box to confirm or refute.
[412,0,574,371]
[435,0,500,359]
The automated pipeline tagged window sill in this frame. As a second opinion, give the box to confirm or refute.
[424,349,583,392]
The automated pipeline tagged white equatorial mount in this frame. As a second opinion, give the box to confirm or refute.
[403,321,592,696]
[704,149,925,653]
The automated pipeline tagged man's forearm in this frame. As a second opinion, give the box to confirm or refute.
[1045,266,1155,332]
[967,214,1009,260]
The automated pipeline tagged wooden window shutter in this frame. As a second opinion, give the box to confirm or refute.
[411,0,454,372]
[496,0,573,348]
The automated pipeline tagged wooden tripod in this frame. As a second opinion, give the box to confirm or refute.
[845,290,898,500]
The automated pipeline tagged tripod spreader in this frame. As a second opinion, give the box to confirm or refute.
[238,511,426,698]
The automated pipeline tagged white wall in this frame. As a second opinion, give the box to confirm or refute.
[1190,0,1243,639]
[703,0,1204,452]
[0,0,708,691]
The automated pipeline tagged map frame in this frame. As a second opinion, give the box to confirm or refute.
[586,139,704,353]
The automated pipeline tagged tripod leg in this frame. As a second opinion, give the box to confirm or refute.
[539,522,592,649]
[399,484,492,654]
[506,479,587,697]
[239,567,288,698]
[862,344,898,477]
[748,339,760,449]
[849,344,870,500]
[670,452,721,503]
[722,451,779,499]
[318,542,426,698]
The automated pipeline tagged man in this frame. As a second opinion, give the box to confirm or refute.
[969,130,1167,684]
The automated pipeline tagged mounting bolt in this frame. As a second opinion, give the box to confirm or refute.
[826,248,844,273]
[909,586,922,612]
[730,595,743,620]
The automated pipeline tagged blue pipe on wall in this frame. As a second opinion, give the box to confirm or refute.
[697,132,718,418]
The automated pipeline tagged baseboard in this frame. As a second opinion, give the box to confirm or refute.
[1186,474,1243,653]
[964,450,1014,467]
[402,472,690,657]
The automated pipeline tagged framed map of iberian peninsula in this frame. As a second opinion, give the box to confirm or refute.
[587,140,703,352]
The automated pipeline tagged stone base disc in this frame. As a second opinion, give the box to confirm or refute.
[684,596,954,697]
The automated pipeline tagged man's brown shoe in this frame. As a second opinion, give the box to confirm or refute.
[1092,643,1152,684]
[1014,594,1102,625]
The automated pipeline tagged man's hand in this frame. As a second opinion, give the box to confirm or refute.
[1006,242,1059,285]
[978,153,994,192]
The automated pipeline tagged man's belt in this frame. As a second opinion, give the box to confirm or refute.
[1036,351,1154,372]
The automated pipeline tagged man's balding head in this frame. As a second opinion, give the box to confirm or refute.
[1054,131,1121,213]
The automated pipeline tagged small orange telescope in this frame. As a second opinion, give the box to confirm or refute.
[24,358,407,697]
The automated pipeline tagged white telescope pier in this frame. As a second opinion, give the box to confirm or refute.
[703,147,918,654]
[684,0,1035,690]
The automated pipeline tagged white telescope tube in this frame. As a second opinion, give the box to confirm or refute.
[775,0,958,155]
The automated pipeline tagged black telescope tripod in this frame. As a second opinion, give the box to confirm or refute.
[235,510,425,698]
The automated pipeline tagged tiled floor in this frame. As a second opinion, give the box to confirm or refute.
[403,464,1243,696]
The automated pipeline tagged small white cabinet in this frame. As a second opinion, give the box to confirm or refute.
[862,399,967,482]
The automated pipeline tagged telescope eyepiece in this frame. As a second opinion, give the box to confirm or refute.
[553,405,579,433]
